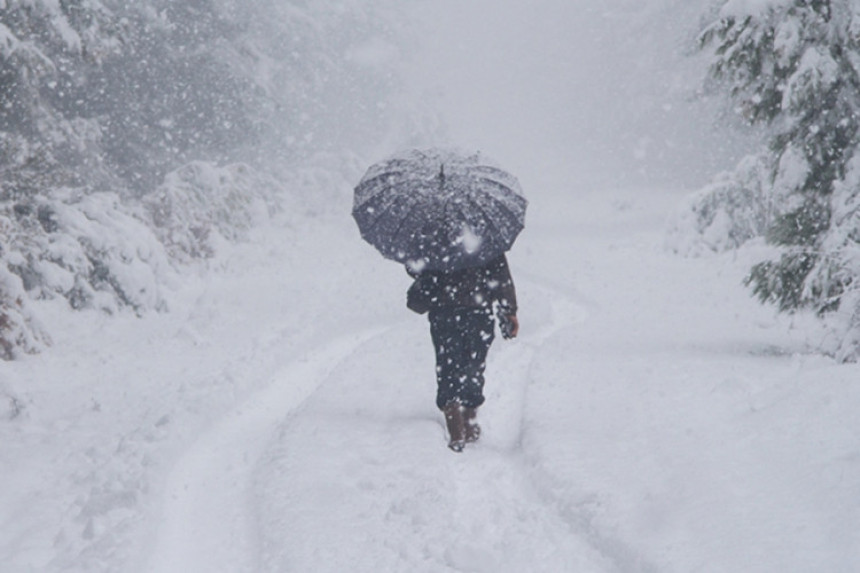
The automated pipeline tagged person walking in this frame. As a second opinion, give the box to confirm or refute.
[352,148,527,451]
[406,253,519,452]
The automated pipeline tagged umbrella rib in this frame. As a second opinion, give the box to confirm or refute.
[388,198,430,258]
[463,194,506,250]
[480,178,526,219]
[359,185,417,239]
[354,172,402,208]
[473,175,523,205]
[441,191,497,255]
[467,183,522,244]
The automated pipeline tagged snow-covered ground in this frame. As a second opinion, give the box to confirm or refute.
[4,1,860,571]
[3,170,859,572]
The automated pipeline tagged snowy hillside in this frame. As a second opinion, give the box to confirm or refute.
[3,1,860,572]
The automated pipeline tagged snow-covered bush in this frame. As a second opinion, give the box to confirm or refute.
[145,162,280,262]
[682,0,860,359]
[0,164,285,357]
[0,258,49,360]
[667,155,770,255]
[2,190,171,314]
[0,0,259,195]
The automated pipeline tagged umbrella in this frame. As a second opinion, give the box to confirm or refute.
[352,148,527,273]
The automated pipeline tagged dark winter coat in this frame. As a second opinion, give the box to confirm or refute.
[406,254,517,317]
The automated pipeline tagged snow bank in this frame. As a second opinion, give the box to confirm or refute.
[0,260,48,359]
[1,189,170,314]
[0,160,285,360]
[665,155,770,256]
[144,161,280,263]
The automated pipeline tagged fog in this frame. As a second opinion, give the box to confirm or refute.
[398,0,751,191]
[0,0,756,345]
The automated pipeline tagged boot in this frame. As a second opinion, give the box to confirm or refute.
[443,400,466,452]
[464,407,481,443]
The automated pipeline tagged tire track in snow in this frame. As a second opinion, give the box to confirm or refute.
[144,327,388,573]
[513,279,662,573]
[482,279,587,452]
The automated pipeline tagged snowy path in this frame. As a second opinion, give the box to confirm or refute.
[146,328,387,573]
[253,281,610,572]
[146,277,613,573]
[139,186,860,573]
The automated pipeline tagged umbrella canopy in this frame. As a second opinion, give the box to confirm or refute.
[352,148,527,273]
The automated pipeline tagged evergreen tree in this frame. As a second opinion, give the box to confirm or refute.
[699,0,860,356]
[0,0,407,358]
[0,0,259,196]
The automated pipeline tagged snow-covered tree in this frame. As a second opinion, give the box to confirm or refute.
[695,0,860,359]
[1,0,260,195]
[0,0,407,358]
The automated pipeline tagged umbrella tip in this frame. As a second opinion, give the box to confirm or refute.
[439,164,445,188]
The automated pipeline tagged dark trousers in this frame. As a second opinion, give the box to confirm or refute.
[428,306,495,410]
